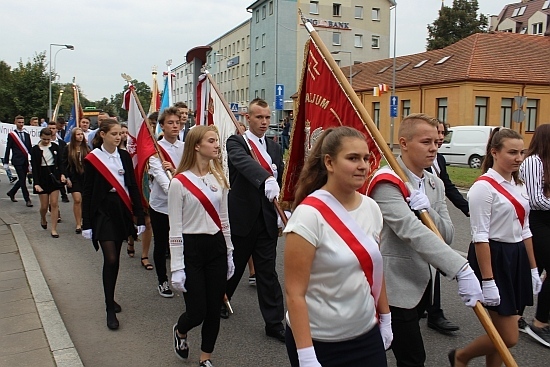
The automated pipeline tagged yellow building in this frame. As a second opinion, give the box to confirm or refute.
[346,32,550,146]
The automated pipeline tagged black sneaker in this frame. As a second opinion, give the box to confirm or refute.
[9,177,17,184]
[62,196,70,203]
[200,359,214,367]
[158,281,174,298]
[248,274,256,286]
[519,317,528,334]
[173,324,189,359]
[526,322,550,348]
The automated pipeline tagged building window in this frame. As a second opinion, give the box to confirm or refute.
[333,32,341,45]
[500,98,513,128]
[269,1,273,15]
[256,9,259,22]
[242,37,245,51]
[372,8,380,21]
[247,35,250,48]
[532,22,543,35]
[310,1,319,14]
[437,98,448,123]
[255,63,259,76]
[246,62,249,76]
[526,99,538,132]
[262,5,266,19]
[333,3,341,16]
[335,59,341,66]
[371,35,380,49]
[262,61,266,74]
[242,66,245,77]
[237,41,240,53]
[474,97,488,126]
[261,89,266,99]
[255,37,259,50]
[246,87,249,101]
[402,100,411,118]
[373,102,381,128]
[354,34,363,48]
[255,90,259,98]
[262,33,266,47]
[355,6,364,19]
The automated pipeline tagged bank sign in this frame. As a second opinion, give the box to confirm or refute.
[304,18,351,30]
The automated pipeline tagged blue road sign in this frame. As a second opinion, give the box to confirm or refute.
[230,103,239,113]
[390,95,398,118]
[275,84,284,111]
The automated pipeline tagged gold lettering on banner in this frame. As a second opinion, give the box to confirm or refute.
[305,93,330,110]
[307,51,320,81]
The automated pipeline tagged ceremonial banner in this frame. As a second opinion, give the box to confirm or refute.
[281,39,382,202]
[123,85,156,206]
[148,70,161,115]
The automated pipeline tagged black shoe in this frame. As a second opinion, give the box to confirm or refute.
[106,310,119,330]
[9,177,17,183]
[428,315,460,333]
[114,301,122,313]
[26,200,33,207]
[62,196,70,203]
[173,324,189,359]
[27,174,33,185]
[220,303,230,319]
[7,193,17,202]
[265,328,286,342]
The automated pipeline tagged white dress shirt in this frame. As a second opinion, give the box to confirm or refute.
[95,146,129,197]
[468,168,532,243]
[148,138,184,214]
[520,154,550,211]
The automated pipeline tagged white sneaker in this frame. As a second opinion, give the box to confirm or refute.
[158,281,174,298]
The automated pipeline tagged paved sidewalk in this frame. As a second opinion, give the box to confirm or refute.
[0,213,82,367]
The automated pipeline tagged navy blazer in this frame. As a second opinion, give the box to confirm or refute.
[3,130,31,166]
[428,153,469,216]
[226,134,284,239]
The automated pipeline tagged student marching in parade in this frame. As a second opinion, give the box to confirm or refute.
[30,128,65,238]
[520,124,550,346]
[149,107,183,298]
[81,119,145,330]
[4,115,33,207]
[284,127,391,367]
[368,113,483,367]
[451,128,542,366]
[62,127,90,234]
[168,125,234,367]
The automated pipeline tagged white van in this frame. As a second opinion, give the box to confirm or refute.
[440,126,494,168]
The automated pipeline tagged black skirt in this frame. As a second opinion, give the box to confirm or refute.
[92,192,136,245]
[67,171,85,193]
[34,165,62,195]
[468,239,533,316]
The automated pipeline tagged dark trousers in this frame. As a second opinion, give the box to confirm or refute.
[426,271,442,319]
[177,232,227,354]
[149,207,169,285]
[286,325,387,367]
[225,215,284,332]
[390,283,431,367]
[531,210,550,323]
[8,164,30,201]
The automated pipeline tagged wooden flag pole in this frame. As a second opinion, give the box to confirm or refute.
[52,89,64,124]
[300,13,517,367]
[121,74,172,180]
[204,71,288,225]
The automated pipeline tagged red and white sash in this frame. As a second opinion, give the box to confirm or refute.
[9,131,29,155]
[367,167,410,199]
[301,190,383,304]
[244,132,275,176]
[175,172,222,230]
[476,175,526,228]
[85,150,133,214]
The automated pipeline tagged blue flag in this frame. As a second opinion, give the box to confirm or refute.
[64,105,76,143]
[159,76,170,113]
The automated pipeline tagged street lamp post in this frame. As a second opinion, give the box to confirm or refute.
[330,50,352,88]
[48,43,74,120]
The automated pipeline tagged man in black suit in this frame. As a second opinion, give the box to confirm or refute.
[56,117,67,141]
[223,98,286,342]
[425,120,469,334]
[47,120,69,203]
[4,115,33,207]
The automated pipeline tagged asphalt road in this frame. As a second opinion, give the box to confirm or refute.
[1,173,547,366]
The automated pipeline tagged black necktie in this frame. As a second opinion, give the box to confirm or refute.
[259,138,263,145]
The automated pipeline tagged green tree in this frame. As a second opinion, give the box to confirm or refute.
[11,52,50,118]
[427,0,488,51]
[110,80,151,121]
[0,61,15,121]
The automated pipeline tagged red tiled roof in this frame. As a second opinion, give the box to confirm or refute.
[497,0,550,32]
[348,32,550,92]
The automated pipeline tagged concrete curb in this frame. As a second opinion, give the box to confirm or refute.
[0,212,84,367]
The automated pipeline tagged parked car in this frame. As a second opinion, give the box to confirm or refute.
[440,125,494,168]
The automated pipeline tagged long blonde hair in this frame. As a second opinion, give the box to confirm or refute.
[175,125,229,189]
[68,127,90,174]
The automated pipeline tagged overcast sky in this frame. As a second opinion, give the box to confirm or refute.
[0,0,511,102]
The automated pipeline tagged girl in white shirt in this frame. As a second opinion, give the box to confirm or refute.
[284,126,391,367]
[452,128,542,366]
[168,125,234,367]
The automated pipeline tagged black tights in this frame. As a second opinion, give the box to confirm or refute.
[99,240,123,311]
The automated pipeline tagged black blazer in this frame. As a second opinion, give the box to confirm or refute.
[428,153,469,216]
[81,148,145,249]
[226,135,284,238]
[61,143,86,180]
[3,130,32,166]
[30,144,64,187]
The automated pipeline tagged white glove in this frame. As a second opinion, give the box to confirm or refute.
[532,268,542,295]
[81,229,93,240]
[407,189,430,211]
[482,280,501,307]
[264,176,280,202]
[3,164,8,170]
[136,225,146,236]
[171,269,187,293]
[379,313,393,350]
[297,346,321,367]
[456,264,484,307]
[227,251,235,280]
[277,210,292,229]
